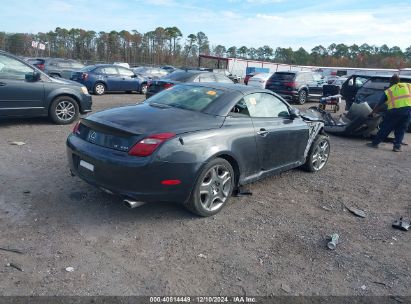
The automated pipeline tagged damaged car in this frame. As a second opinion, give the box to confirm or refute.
[313,75,411,136]
[67,83,329,216]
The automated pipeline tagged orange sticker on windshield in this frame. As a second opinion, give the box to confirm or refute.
[206,90,217,96]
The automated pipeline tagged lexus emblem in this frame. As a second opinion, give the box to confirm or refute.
[89,131,97,141]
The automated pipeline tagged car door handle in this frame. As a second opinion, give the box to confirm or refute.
[0,82,6,86]
[257,128,269,137]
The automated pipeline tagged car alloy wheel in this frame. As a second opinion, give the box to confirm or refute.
[199,164,232,212]
[311,137,330,171]
[55,100,76,121]
[185,158,235,216]
[94,83,105,95]
[298,90,307,104]
[140,84,148,95]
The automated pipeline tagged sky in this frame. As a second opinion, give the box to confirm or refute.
[2,0,411,51]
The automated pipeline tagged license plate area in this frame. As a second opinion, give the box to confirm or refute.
[79,160,94,172]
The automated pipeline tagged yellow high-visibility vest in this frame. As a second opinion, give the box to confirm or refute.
[385,82,411,110]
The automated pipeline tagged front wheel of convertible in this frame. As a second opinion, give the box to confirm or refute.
[302,135,330,172]
[185,158,235,217]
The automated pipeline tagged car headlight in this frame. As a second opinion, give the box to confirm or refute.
[80,86,89,95]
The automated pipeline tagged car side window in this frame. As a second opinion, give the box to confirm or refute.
[244,93,289,118]
[0,54,34,80]
[117,67,134,77]
[101,67,118,75]
[230,99,250,117]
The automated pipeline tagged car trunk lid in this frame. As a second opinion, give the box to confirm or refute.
[78,103,224,151]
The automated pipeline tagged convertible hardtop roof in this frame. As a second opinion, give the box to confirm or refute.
[183,82,268,94]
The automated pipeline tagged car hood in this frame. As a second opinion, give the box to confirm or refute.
[84,103,225,135]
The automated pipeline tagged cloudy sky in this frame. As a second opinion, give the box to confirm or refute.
[3,0,411,50]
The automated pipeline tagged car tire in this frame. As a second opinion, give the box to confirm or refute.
[93,82,106,95]
[140,84,148,95]
[297,90,307,105]
[49,96,79,125]
[302,134,330,172]
[184,158,235,217]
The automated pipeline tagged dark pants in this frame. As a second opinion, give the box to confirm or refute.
[372,111,410,149]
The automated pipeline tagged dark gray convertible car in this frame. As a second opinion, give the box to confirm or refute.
[67,83,329,216]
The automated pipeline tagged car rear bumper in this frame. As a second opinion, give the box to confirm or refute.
[66,134,199,204]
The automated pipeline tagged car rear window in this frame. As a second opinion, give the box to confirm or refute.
[165,71,197,81]
[270,72,295,81]
[147,85,223,112]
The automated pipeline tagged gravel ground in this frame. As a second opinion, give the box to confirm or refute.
[0,93,410,296]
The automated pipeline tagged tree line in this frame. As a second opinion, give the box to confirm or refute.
[1,27,411,69]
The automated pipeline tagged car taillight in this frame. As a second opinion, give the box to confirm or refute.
[82,73,88,80]
[128,133,176,157]
[72,121,81,134]
[163,83,174,89]
[284,81,296,88]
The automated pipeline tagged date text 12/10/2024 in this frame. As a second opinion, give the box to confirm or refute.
[149,297,257,303]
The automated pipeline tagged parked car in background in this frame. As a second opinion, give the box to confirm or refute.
[265,71,327,104]
[340,74,411,132]
[213,70,241,83]
[25,58,85,79]
[146,70,233,98]
[71,64,148,95]
[25,58,46,71]
[0,51,92,124]
[67,83,328,216]
[160,65,177,73]
[247,72,273,89]
[132,66,168,79]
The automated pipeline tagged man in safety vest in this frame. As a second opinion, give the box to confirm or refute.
[367,74,411,152]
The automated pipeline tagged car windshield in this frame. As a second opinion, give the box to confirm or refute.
[271,72,295,80]
[146,85,223,112]
[165,71,197,81]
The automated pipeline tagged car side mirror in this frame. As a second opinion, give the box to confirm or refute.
[289,108,300,119]
[25,71,41,82]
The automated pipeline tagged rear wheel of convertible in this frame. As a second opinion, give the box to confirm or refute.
[302,135,330,172]
[184,158,235,217]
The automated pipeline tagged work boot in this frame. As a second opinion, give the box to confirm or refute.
[393,146,402,152]
[366,143,379,148]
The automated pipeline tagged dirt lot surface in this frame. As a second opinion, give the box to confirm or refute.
[0,93,410,297]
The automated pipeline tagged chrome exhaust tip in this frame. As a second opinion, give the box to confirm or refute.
[123,199,146,209]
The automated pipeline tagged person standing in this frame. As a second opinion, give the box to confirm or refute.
[367,74,411,152]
